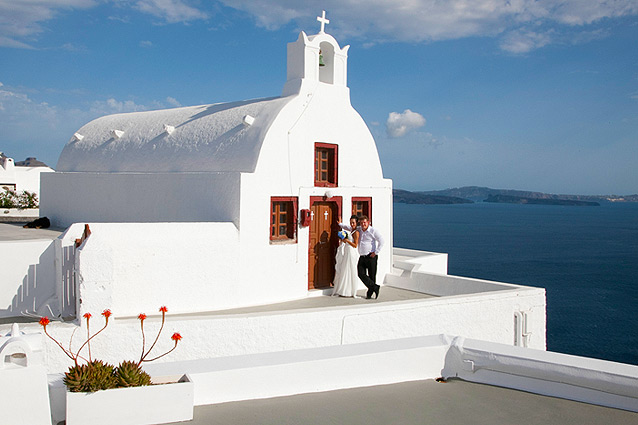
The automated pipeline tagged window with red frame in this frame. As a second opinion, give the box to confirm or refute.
[314,143,338,187]
[270,197,298,242]
[352,197,372,223]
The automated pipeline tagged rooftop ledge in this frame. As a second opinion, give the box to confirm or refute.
[99,335,638,416]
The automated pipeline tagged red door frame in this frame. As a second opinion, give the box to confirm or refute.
[308,196,342,290]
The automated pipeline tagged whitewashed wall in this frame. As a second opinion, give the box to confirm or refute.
[237,80,393,299]
[74,223,241,318]
[0,160,53,195]
[0,240,56,318]
[10,278,545,374]
[41,172,241,228]
[14,166,54,194]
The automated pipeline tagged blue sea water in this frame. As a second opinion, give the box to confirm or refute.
[393,201,638,365]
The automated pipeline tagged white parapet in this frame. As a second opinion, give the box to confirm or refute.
[0,239,57,318]
[136,334,637,412]
[391,247,448,275]
[443,336,638,412]
[144,334,450,406]
[0,324,51,425]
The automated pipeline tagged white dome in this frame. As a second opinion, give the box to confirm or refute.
[57,96,292,173]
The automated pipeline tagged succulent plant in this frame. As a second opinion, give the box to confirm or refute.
[64,360,117,392]
[115,360,152,387]
[41,306,181,392]
[63,363,89,392]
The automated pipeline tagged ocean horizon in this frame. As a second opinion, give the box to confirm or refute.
[393,201,638,365]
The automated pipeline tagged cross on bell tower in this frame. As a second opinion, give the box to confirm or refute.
[317,10,329,33]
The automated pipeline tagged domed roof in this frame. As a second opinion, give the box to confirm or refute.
[57,96,292,173]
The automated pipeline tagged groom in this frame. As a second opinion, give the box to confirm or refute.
[354,215,384,299]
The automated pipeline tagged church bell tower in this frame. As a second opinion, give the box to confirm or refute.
[282,11,350,96]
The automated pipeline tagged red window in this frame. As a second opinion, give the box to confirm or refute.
[352,197,372,223]
[270,197,298,242]
[314,143,338,187]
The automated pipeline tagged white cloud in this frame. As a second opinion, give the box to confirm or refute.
[499,29,553,54]
[166,96,181,107]
[1,1,635,51]
[386,109,426,138]
[90,97,161,115]
[0,0,96,48]
[139,40,153,48]
[0,0,208,48]
[133,0,208,23]
[218,0,638,52]
[549,0,638,25]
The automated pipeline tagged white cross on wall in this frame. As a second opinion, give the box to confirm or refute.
[317,10,329,33]
[324,210,329,220]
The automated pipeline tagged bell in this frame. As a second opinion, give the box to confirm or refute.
[319,51,325,67]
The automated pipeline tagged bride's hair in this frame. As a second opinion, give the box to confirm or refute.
[349,215,359,222]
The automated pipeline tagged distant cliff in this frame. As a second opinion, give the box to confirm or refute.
[484,194,600,206]
[393,189,473,204]
[418,186,637,203]
[14,157,50,167]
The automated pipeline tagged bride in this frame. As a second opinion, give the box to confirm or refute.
[332,215,360,297]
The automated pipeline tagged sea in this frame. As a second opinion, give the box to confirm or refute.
[393,201,638,366]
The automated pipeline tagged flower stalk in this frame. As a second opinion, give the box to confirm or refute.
[137,306,181,365]
[39,306,181,391]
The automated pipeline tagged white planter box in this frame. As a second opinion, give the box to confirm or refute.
[65,374,194,425]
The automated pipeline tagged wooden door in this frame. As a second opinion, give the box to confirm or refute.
[308,201,338,289]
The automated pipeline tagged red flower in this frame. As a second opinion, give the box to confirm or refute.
[39,316,50,327]
[83,312,92,319]
[101,309,112,318]
[171,332,182,342]
[138,313,147,321]
[159,306,168,313]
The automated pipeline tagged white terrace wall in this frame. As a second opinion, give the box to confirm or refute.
[19,280,546,374]
[0,239,56,318]
[40,172,241,229]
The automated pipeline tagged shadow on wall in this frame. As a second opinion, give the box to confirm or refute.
[2,243,75,320]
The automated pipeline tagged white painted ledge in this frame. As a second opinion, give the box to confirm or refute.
[445,336,638,412]
[135,334,638,412]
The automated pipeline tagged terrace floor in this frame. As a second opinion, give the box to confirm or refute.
[0,222,63,241]
[178,379,638,425]
[194,286,435,317]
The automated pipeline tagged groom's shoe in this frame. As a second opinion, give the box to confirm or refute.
[366,288,373,299]
[373,285,380,299]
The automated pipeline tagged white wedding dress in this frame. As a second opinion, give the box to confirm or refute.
[332,230,359,297]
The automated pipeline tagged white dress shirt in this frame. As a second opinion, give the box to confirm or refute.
[340,223,384,256]
[357,226,384,256]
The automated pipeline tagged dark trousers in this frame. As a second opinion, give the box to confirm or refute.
[358,254,378,295]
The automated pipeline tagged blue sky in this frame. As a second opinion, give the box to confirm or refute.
[1,1,637,195]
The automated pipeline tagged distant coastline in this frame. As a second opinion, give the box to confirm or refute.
[484,194,599,206]
[393,186,637,205]
[392,189,472,205]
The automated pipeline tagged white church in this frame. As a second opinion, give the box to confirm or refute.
[1,12,636,424]
[40,16,392,315]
